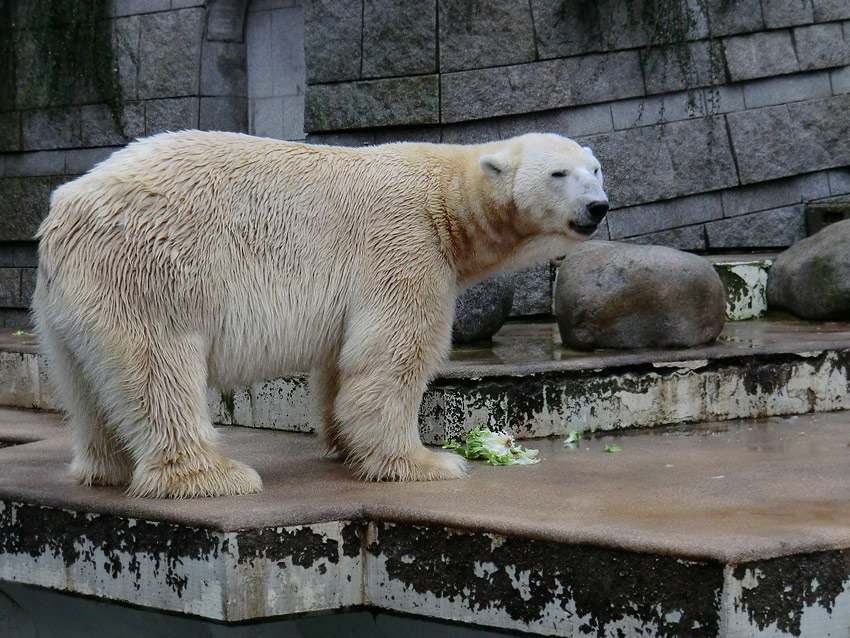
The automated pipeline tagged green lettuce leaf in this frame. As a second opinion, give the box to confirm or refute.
[443,427,540,466]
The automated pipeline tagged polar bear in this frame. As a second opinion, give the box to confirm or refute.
[33,131,608,498]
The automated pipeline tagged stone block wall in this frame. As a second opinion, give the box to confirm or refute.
[0,0,248,327]
[1,0,849,324]
[303,0,850,315]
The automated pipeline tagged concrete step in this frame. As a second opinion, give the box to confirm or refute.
[3,313,850,445]
[2,406,850,635]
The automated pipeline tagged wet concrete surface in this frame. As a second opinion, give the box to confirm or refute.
[446,313,850,378]
[6,313,850,381]
[2,406,850,564]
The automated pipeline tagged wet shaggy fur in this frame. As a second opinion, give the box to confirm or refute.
[33,130,607,498]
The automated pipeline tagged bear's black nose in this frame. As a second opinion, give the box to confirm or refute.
[586,201,609,223]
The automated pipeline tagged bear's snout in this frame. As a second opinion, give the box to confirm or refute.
[586,200,609,223]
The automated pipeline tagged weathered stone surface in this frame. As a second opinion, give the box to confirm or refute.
[721,172,831,217]
[554,241,725,350]
[112,15,141,100]
[80,102,144,147]
[706,206,806,249]
[706,0,763,35]
[642,41,719,95]
[13,242,38,267]
[510,263,552,317]
[0,269,21,306]
[363,0,436,78]
[21,108,80,151]
[452,273,514,344]
[440,52,644,123]
[12,34,60,110]
[440,120,500,145]
[0,112,21,152]
[19,268,36,306]
[64,147,117,176]
[728,95,850,184]
[607,193,723,239]
[0,176,69,241]
[610,92,705,130]
[623,224,707,251]
[145,98,200,135]
[439,0,536,72]
[742,71,832,109]
[200,96,248,133]
[724,30,799,82]
[795,23,850,71]
[832,64,850,95]
[767,219,850,319]
[581,126,678,208]
[304,0,361,83]
[200,40,247,97]
[536,103,614,137]
[3,151,65,177]
[305,76,439,132]
[664,116,738,196]
[828,168,850,196]
[137,9,203,98]
[813,0,850,21]
[530,0,600,59]
[762,0,813,28]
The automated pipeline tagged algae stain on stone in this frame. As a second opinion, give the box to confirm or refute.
[220,389,236,424]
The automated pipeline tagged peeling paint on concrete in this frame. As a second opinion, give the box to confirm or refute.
[714,260,772,322]
[207,375,315,433]
[419,350,850,443]
[721,553,850,637]
[0,351,58,411]
[4,333,850,446]
[0,501,363,622]
[365,521,723,637]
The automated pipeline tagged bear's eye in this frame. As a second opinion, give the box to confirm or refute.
[551,170,567,178]
[594,167,600,176]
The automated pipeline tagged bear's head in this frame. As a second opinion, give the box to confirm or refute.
[479,133,609,244]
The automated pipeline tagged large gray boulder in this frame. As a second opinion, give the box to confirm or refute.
[767,219,850,320]
[453,273,515,344]
[555,241,726,350]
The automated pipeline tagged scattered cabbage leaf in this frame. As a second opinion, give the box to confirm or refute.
[564,430,582,448]
[443,427,540,466]
[603,444,622,453]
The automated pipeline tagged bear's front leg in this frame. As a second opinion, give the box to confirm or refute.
[332,287,468,481]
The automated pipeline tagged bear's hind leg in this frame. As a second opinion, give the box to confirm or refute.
[39,324,133,486]
[96,334,263,498]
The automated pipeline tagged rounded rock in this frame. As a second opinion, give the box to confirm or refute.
[554,241,726,350]
[452,273,515,344]
[767,219,850,320]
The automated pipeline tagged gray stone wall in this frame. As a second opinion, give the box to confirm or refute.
[2,0,850,324]
[303,0,850,315]
[0,0,248,326]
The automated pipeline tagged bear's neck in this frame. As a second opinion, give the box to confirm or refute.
[437,148,526,288]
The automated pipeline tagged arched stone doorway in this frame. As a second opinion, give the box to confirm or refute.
[246,0,306,140]
[206,0,305,140]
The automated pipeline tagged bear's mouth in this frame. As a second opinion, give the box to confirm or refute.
[569,221,598,236]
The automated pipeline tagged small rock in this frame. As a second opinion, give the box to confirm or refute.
[767,219,850,320]
[554,241,726,350]
[453,273,515,344]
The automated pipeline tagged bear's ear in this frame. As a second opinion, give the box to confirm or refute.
[479,151,512,179]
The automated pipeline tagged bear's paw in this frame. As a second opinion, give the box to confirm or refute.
[354,447,469,482]
[128,453,263,498]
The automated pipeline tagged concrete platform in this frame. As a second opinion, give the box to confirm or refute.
[2,406,850,635]
[3,314,850,447]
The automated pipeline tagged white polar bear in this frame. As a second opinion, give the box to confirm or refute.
[33,131,608,498]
